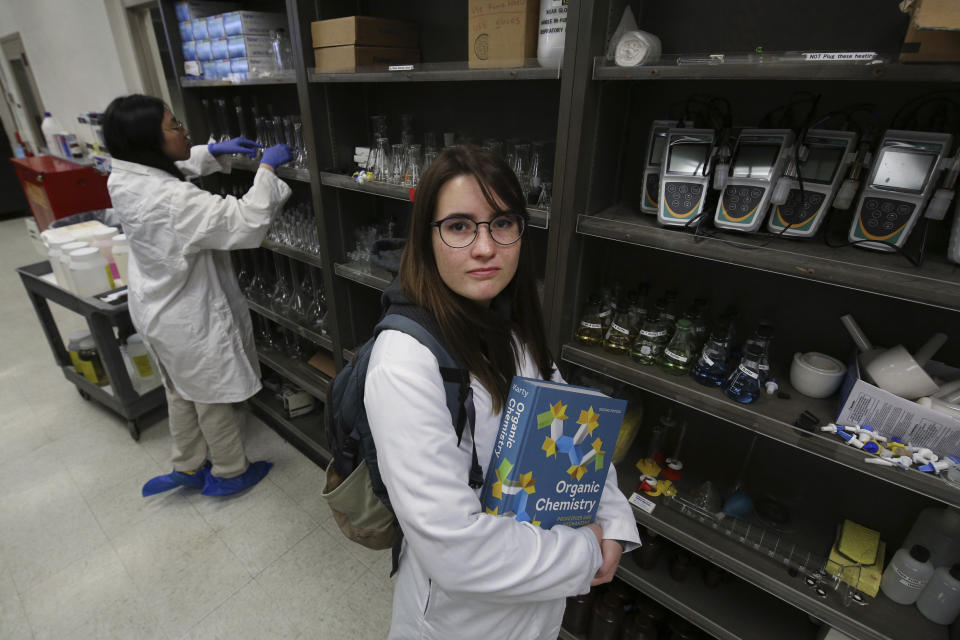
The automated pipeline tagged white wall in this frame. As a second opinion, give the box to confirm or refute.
[0,0,141,151]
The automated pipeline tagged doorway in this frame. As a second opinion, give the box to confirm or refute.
[1,33,45,152]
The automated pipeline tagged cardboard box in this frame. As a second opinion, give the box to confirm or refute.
[226,35,273,58]
[900,0,960,62]
[178,20,193,42]
[313,45,420,72]
[836,354,960,458]
[468,0,539,69]
[311,16,419,49]
[174,1,236,22]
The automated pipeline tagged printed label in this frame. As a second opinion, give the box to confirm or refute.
[611,323,630,335]
[629,492,656,514]
[598,310,612,318]
[702,354,715,367]
[640,345,652,356]
[664,349,688,363]
[738,364,759,379]
[640,330,667,338]
[579,322,601,330]
[132,354,154,378]
[759,364,769,371]
[894,565,927,591]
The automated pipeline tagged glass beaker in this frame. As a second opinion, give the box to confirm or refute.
[423,150,438,174]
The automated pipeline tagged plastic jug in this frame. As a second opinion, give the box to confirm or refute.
[902,507,960,570]
[69,247,113,297]
[125,334,159,392]
[58,241,89,293]
[916,564,960,625]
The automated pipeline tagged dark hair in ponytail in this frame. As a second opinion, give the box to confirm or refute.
[102,94,184,179]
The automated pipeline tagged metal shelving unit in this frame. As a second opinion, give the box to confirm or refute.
[232,156,311,183]
[616,557,818,640]
[248,391,330,467]
[261,238,324,269]
[562,342,960,509]
[628,494,947,640]
[256,346,330,401]
[180,75,297,87]
[333,261,393,292]
[577,206,960,311]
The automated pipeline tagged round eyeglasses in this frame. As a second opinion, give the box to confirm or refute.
[431,214,525,248]
[164,118,186,132]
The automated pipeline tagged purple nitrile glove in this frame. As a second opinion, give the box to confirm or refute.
[260,144,293,170]
[208,137,261,158]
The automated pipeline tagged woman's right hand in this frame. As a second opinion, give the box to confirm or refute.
[261,144,293,170]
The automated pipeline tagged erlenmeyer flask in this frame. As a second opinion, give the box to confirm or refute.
[390,143,405,184]
[373,137,391,182]
[288,259,310,325]
[536,181,552,211]
[214,98,231,143]
[249,251,272,305]
[402,144,422,186]
[292,119,308,168]
[307,268,328,334]
[270,253,293,313]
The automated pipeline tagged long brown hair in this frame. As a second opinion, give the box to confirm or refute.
[398,145,553,413]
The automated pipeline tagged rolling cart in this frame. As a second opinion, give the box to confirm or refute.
[15,261,165,440]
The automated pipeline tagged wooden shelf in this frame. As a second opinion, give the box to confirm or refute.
[561,343,960,509]
[246,298,332,351]
[628,493,947,640]
[577,206,960,312]
[309,61,559,83]
[593,58,960,83]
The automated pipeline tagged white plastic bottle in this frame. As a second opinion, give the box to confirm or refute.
[91,226,118,273]
[902,507,960,569]
[41,112,65,157]
[112,234,130,285]
[537,0,567,69]
[44,232,75,288]
[881,544,935,605]
[69,247,113,297]
[125,334,159,392]
[58,241,90,293]
[917,564,960,625]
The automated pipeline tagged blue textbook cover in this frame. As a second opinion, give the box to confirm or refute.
[480,376,627,529]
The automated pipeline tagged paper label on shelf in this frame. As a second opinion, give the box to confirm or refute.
[629,492,656,514]
[388,64,414,71]
[801,52,877,61]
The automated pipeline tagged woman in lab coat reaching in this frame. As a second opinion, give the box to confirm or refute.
[102,94,293,497]
[365,146,640,640]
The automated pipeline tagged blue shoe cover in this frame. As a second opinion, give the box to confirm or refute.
[201,461,272,496]
[142,464,209,497]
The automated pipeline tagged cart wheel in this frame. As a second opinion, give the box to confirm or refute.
[78,389,91,401]
[127,420,141,441]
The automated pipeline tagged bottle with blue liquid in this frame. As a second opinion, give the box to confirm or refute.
[691,328,731,387]
[723,344,763,404]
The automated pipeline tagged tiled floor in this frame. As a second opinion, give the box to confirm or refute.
[0,217,394,639]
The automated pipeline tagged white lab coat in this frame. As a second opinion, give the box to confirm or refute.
[107,146,291,403]
[366,330,640,640]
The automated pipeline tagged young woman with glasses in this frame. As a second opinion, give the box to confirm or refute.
[102,93,294,497]
[365,146,639,640]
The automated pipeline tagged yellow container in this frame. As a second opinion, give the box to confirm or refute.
[66,331,108,386]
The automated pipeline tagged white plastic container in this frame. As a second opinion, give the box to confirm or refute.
[44,232,75,288]
[537,0,567,69]
[124,334,159,392]
[90,226,118,260]
[112,234,130,285]
[69,247,113,297]
[902,507,960,570]
[881,545,935,605]
[917,564,960,625]
[41,112,65,157]
[58,241,90,293]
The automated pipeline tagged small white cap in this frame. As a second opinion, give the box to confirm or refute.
[91,227,118,239]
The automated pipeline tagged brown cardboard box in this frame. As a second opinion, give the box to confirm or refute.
[900,0,960,62]
[314,45,420,72]
[467,0,539,69]
[311,16,419,49]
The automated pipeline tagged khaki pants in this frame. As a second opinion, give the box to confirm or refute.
[165,385,249,479]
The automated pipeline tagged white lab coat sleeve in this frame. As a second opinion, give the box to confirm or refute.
[366,340,602,604]
[175,144,231,178]
[549,366,640,552]
[171,166,292,254]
